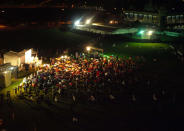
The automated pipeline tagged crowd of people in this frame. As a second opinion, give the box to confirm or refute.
[1,53,176,106]
[0,53,179,130]
[2,53,175,106]
[11,54,145,103]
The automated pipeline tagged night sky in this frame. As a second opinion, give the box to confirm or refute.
[0,0,183,12]
[0,0,183,6]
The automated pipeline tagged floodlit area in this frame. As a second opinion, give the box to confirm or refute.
[72,16,184,41]
[0,0,184,130]
[0,9,184,131]
[0,27,184,131]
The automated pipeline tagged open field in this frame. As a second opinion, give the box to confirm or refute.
[0,28,92,57]
[104,42,171,57]
[0,27,183,85]
[0,28,184,131]
[102,41,184,84]
[0,27,183,84]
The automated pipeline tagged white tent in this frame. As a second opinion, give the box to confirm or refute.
[3,51,23,67]
[4,49,41,68]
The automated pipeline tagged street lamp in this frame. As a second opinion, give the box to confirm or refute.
[85,19,91,25]
[147,30,153,36]
[86,46,91,51]
[86,46,104,55]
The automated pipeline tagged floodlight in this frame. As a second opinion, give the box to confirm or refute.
[147,30,153,36]
[10,67,14,70]
[85,19,91,25]
[139,30,145,35]
[86,46,91,51]
[74,20,80,26]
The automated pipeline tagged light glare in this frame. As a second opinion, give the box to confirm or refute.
[139,30,145,35]
[74,20,80,26]
[147,30,153,36]
[86,46,91,51]
[85,19,91,24]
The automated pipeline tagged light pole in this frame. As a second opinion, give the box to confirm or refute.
[86,46,103,55]
[86,46,91,53]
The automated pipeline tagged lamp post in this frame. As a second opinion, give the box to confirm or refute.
[86,46,103,55]
[85,19,91,25]
[86,46,91,53]
[86,46,91,58]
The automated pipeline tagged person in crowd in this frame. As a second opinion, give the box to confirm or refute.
[8,51,175,126]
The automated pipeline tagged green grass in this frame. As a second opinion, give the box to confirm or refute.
[126,42,169,48]
[102,42,184,81]
[0,33,183,131]
[0,78,23,97]
[104,42,171,58]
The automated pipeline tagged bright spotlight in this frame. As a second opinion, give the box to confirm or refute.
[85,19,91,25]
[4,71,8,74]
[139,30,145,35]
[74,20,80,26]
[147,30,153,36]
[86,46,91,51]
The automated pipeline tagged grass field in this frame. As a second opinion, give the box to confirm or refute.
[1,29,184,131]
[0,27,182,86]
[100,41,184,85]
[104,42,171,57]
[0,28,182,88]
[0,78,23,97]
[0,28,92,52]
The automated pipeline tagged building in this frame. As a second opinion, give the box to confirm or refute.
[123,0,184,29]
[3,51,24,67]
[124,11,159,25]
[124,10,184,27]
[3,48,42,68]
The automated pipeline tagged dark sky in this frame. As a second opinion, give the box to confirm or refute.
[0,0,183,11]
